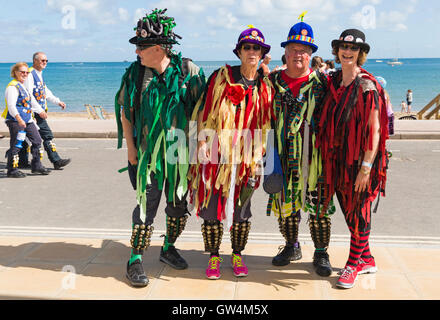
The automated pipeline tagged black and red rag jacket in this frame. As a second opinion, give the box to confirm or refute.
[316,68,389,236]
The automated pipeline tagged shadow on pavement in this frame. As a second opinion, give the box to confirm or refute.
[0,240,337,289]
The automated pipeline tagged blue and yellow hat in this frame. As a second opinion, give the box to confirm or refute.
[280,12,318,53]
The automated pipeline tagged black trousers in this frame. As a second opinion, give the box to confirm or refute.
[130,169,188,226]
[19,113,61,164]
[198,192,252,223]
[6,120,42,172]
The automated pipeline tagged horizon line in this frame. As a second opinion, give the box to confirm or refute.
[0,57,439,64]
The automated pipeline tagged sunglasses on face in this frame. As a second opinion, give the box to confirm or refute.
[288,48,310,56]
[339,44,360,52]
[18,70,29,75]
[242,44,261,51]
[40,59,48,63]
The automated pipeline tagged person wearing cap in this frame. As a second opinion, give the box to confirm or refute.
[188,25,273,280]
[115,8,206,287]
[2,62,50,177]
[265,15,336,277]
[317,29,389,289]
[18,52,71,170]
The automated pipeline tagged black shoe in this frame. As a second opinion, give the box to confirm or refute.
[313,250,333,277]
[31,167,50,175]
[272,243,302,266]
[7,170,26,178]
[160,246,188,270]
[126,259,149,287]
[54,158,71,170]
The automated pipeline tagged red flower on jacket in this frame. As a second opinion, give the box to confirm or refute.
[226,85,246,105]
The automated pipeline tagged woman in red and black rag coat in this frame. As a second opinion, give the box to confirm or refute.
[188,26,273,280]
[316,29,389,289]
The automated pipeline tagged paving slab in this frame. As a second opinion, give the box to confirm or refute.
[1,235,440,300]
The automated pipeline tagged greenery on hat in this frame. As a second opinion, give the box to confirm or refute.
[134,8,181,42]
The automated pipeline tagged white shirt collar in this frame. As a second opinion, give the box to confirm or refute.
[32,68,43,77]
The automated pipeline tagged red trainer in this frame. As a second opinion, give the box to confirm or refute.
[357,257,378,275]
[336,266,358,289]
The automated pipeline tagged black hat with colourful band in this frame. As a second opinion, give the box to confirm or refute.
[331,29,370,53]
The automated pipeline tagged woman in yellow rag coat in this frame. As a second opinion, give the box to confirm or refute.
[189,26,273,280]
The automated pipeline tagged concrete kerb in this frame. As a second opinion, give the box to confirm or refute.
[2,131,440,140]
[390,133,440,140]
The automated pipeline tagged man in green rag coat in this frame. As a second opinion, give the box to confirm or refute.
[115,9,205,287]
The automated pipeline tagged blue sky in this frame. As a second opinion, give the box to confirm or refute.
[0,0,439,62]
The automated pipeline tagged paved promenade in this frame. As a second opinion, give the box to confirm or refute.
[1,112,440,139]
[1,114,440,301]
[0,235,439,300]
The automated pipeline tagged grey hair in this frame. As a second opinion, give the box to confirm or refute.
[33,52,46,62]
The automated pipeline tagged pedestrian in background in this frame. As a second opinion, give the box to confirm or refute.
[272,54,287,72]
[259,53,272,76]
[19,52,71,170]
[325,60,336,73]
[311,55,326,72]
[400,100,407,113]
[406,89,413,113]
[2,62,50,177]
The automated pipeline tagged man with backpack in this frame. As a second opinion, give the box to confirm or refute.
[115,8,205,287]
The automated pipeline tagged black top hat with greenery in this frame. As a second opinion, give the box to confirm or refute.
[129,8,182,45]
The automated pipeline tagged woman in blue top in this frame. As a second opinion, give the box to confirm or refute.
[3,62,50,177]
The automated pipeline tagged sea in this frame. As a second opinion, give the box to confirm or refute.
[1,58,439,114]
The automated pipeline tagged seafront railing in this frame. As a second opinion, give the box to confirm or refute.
[417,93,440,120]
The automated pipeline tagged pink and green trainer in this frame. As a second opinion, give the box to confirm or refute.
[231,253,248,277]
[206,256,222,280]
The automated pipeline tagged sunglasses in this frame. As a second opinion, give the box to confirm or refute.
[339,44,360,52]
[242,44,261,51]
[136,44,156,51]
[40,59,48,63]
[18,70,29,75]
